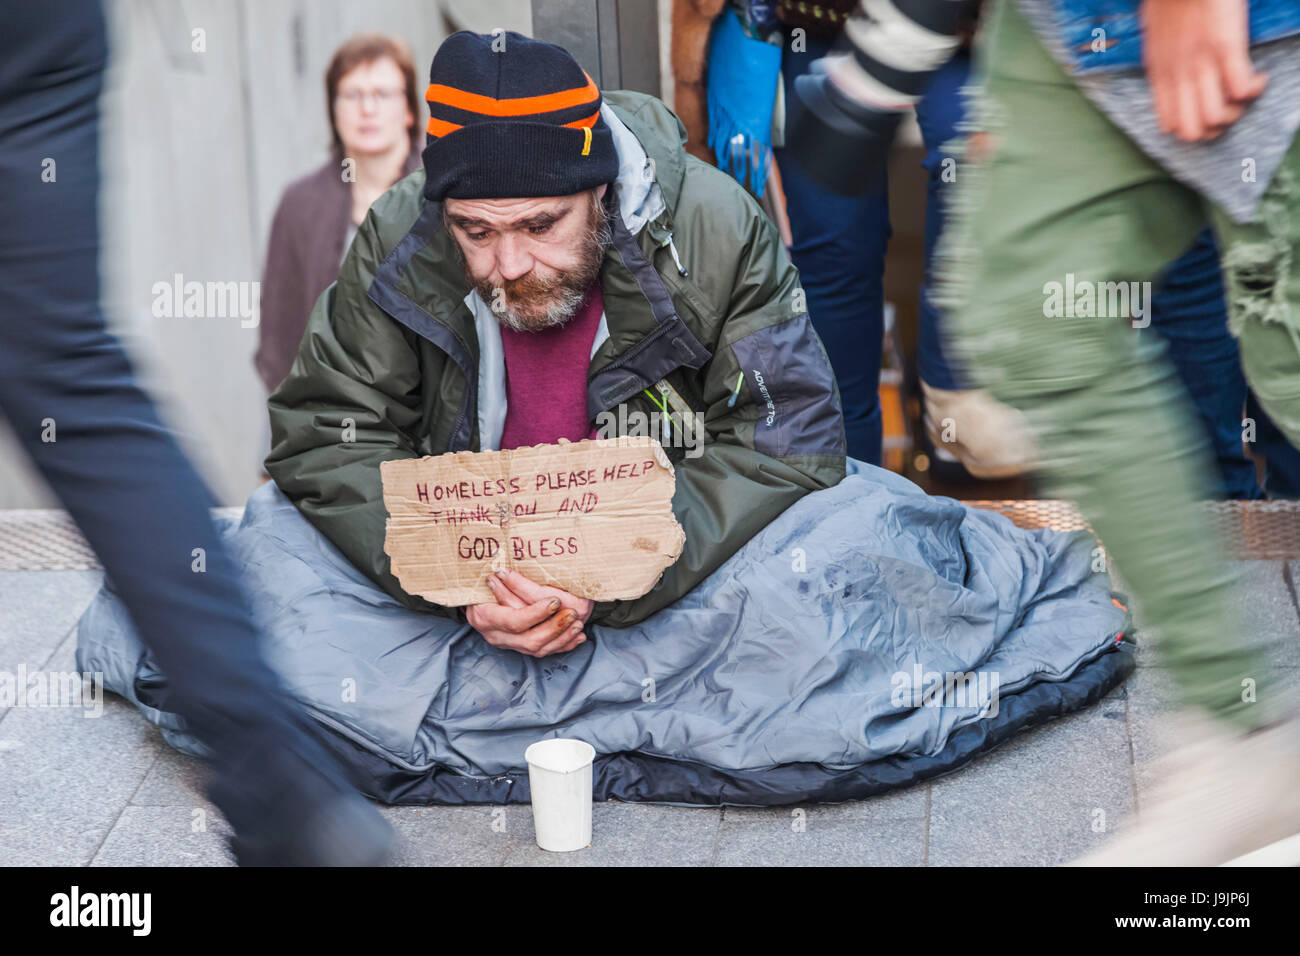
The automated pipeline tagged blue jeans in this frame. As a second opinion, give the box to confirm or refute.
[774,31,889,465]
[1249,392,1300,496]
[1144,230,1261,499]
[916,53,976,394]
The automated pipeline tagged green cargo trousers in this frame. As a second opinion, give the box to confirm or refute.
[934,0,1300,731]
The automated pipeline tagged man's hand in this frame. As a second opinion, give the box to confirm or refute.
[488,568,595,624]
[1141,0,1268,142]
[463,568,593,657]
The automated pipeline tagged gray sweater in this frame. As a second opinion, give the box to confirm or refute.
[1012,0,1300,223]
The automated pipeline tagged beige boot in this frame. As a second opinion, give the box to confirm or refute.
[921,381,1038,480]
[1069,708,1300,866]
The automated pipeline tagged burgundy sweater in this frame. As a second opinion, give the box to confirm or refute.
[498,282,604,450]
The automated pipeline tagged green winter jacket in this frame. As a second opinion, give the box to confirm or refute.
[265,89,846,629]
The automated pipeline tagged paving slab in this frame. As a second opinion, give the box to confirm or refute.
[382,805,510,866]
[1122,562,1299,670]
[1123,664,1184,771]
[130,744,216,809]
[928,704,1132,866]
[0,571,104,696]
[89,806,235,866]
[0,688,165,866]
[1126,663,1300,806]
[715,795,927,866]
[1225,562,1300,668]
[504,801,722,866]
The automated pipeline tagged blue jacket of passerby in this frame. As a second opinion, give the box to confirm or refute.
[1049,0,1300,74]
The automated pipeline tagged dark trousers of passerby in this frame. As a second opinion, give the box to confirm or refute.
[773,31,890,465]
[0,0,380,862]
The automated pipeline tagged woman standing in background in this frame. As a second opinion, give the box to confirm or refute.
[254,33,423,398]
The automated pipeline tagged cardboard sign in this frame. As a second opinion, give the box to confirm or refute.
[380,436,685,607]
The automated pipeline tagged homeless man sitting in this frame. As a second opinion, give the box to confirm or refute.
[264,29,847,657]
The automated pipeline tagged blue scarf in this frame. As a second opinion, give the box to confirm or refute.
[706,7,782,197]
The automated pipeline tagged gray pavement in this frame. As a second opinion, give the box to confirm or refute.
[1,563,1297,866]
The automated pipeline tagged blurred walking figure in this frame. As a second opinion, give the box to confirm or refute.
[0,0,392,865]
[254,34,423,396]
[785,0,1300,865]
[915,49,1295,497]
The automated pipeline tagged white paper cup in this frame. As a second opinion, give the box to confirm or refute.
[524,738,596,852]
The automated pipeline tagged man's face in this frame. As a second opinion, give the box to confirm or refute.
[443,183,611,332]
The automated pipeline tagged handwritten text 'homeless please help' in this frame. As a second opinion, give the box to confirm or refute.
[380,435,684,606]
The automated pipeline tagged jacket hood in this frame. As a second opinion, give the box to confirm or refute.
[603,100,667,234]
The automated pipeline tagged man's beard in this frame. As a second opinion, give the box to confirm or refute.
[450,191,613,333]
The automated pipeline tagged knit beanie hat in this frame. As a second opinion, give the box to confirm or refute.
[421,30,619,202]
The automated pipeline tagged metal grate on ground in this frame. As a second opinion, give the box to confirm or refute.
[0,508,245,571]
[0,501,1296,571]
[964,499,1300,561]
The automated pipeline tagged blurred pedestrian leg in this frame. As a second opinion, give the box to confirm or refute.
[0,0,391,865]
[936,0,1284,732]
[916,53,1261,493]
[935,0,1300,864]
[1205,158,1300,453]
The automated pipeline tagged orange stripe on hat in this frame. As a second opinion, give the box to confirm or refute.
[562,110,599,130]
[425,73,598,118]
[426,116,463,137]
[428,111,594,139]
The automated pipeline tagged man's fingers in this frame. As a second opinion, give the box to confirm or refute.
[1196,68,1241,137]
[534,620,586,658]
[1149,69,1176,136]
[518,607,578,651]
[473,598,564,636]
[492,568,549,604]
[469,583,588,657]
[494,568,593,622]
[485,572,526,608]
[1216,18,1267,103]
[521,597,565,630]
[1174,76,1204,141]
[520,609,581,656]
[1222,58,1268,104]
[468,603,517,634]
[548,632,587,657]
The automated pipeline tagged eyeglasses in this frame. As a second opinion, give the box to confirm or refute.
[335,87,405,108]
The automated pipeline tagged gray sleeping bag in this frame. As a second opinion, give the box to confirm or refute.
[75,458,1133,806]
